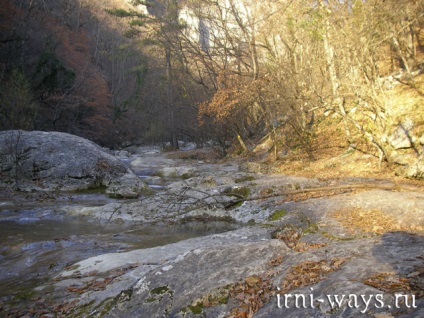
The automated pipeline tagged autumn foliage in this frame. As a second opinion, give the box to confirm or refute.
[0,0,138,146]
[1,0,424,161]
[198,73,248,126]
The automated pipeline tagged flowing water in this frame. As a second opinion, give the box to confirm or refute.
[0,195,240,301]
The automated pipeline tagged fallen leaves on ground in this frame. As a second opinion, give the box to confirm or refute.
[226,273,274,318]
[268,255,284,267]
[66,277,114,294]
[53,299,80,315]
[332,207,423,235]
[364,267,424,298]
[192,254,284,318]
[292,242,327,252]
[65,264,139,294]
[272,226,301,248]
[280,188,355,203]
[364,272,411,293]
[271,226,327,252]
[2,264,140,317]
[1,299,80,318]
[279,258,346,294]
[223,257,346,317]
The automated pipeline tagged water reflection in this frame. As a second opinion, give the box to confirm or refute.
[0,215,239,298]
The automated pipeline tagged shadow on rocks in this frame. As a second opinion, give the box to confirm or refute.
[367,231,424,318]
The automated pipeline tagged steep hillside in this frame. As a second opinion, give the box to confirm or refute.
[1,0,423,179]
[0,0,144,146]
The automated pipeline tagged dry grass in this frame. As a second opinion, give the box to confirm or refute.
[268,71,424,181]
[332,207,424,235]
[274,149,395,181]
[386,73,424,129]
[267,111,391,180]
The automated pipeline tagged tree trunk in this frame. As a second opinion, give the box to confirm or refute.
[237,134,250,154]
[165,47,178,148]
[319,0,352,145]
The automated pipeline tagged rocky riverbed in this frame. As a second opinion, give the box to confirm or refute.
[1,135,423,317]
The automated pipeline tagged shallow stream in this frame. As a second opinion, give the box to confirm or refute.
[0,194,240,301]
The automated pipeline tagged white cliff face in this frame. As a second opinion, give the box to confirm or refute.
[123,0,152,15]
[179,6,203,45]
[177,0,281,55]
[124,0,277,52]
[123,0,282,76]
[178,0,253,52]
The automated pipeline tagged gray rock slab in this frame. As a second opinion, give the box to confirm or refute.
[56,227,272,278]
[0,130,148,197]
[105,239,289,318]
[98,232,424,318]
[277,189,424,229]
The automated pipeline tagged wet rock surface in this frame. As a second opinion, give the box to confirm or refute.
[1,144,423,317]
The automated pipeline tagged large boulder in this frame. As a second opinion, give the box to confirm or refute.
[0,130,148,197]
[397,159,424,180]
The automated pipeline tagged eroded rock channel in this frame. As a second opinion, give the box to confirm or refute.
[1,132,423,317]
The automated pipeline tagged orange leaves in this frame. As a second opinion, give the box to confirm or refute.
[227,273,274,318]
[364,269,424,298]
[279,258,346,294]
[63,264,139,295]
[197,71,260,129]
[192,253,284,317]
[194,255,345,317]
[268,255,284,267]
[331,207,423,235]
[66,277,114,294]
[364,272,411,293]
[198,86,246,126]
[293,242,328,252]
[272,226,302,249]
[271,225,328,252]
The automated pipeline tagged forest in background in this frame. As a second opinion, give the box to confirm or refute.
[0,0,423,175]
